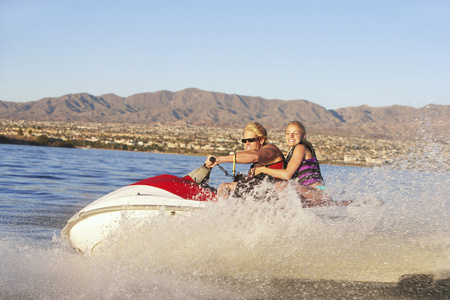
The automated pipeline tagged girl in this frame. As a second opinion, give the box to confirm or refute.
[254,121,329,205]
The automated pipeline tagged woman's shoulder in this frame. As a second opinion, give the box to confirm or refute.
[264,143,283,151]
[262,144,284,161]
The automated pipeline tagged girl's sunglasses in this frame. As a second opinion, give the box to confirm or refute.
[241,137,259,143]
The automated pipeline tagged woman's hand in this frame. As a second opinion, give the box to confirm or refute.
[204,155,219,168]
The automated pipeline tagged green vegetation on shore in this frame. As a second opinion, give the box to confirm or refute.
[0,134,74,148]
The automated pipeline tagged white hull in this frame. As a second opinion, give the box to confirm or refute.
[61,184,206,254]
[61,173,353,255]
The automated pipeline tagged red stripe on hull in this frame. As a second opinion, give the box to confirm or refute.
[131,174,216,202]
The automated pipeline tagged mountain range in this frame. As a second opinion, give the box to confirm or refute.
[1,88,448,141]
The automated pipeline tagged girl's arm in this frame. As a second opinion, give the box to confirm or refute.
[254,144,307,180]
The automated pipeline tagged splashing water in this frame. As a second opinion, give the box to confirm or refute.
[0,141,449,299]
[84,166,449,283]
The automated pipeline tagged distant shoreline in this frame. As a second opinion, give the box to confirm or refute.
[0,134,75,148]
[1,135,378,168]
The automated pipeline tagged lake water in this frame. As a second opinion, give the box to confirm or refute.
[0,143,449,299]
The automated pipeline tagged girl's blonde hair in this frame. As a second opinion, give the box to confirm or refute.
[287,121,316,156]
[286,121,306,137]
[244,122,268,144]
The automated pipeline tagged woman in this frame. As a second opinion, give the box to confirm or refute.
[253,121,329,205]
[205,122,284,198]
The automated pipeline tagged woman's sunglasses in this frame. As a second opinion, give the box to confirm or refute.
[241,137,259,143]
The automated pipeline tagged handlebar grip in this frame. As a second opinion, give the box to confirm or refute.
[209,157,216,163]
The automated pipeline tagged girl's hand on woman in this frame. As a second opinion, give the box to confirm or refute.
[253,166,263,176]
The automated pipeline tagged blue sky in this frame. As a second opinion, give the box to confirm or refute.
[1,0,449,109]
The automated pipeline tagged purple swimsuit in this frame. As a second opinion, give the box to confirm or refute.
[285,140,324,187]
[294,156,324,186]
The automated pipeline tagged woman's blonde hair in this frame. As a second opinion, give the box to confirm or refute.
[244,122,268,144]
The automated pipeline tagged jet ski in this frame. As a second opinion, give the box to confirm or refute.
[61,158,351,255]
[61,162,217,255]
